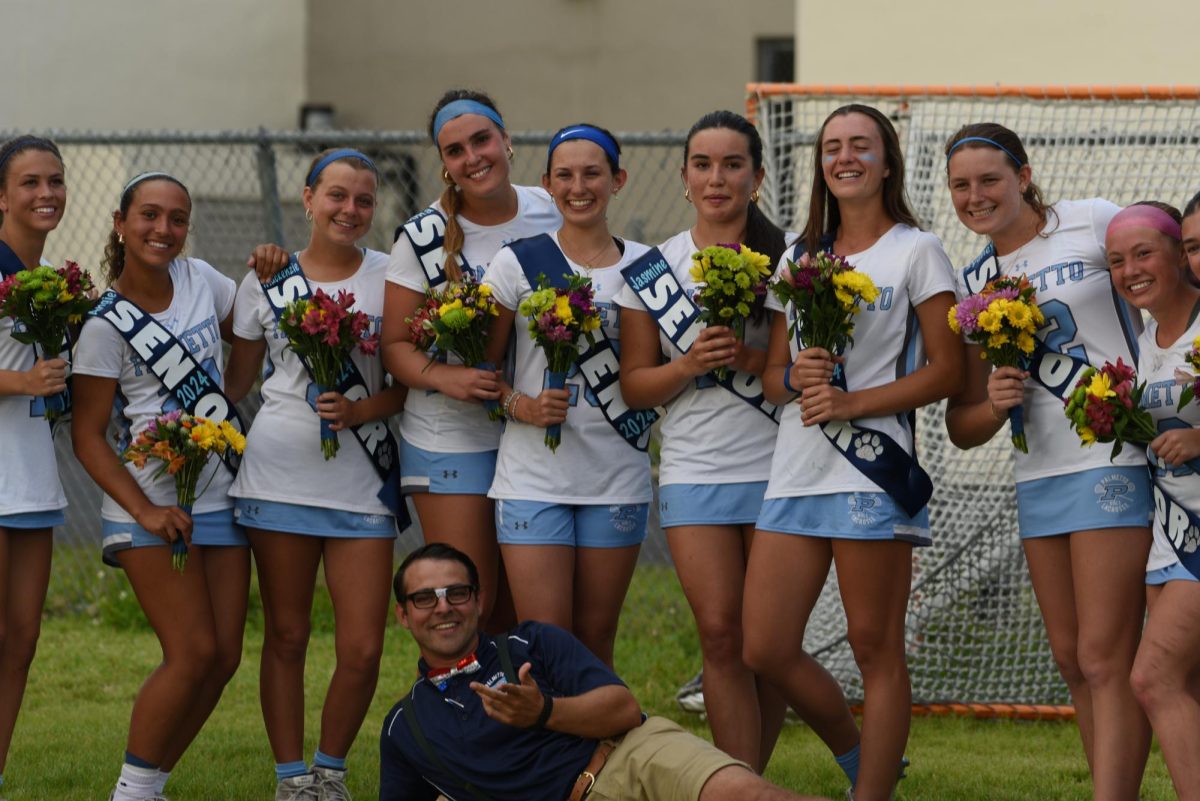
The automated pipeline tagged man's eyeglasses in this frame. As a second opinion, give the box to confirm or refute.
[404,584,478,609]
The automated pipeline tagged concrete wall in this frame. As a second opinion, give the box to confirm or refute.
[306,0,794,131]
[0,0,306,131]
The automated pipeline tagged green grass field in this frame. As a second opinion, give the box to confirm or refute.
[6,565,1178,800]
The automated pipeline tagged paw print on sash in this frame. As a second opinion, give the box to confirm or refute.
[853,433,883,462]
[1184,526,1200,555]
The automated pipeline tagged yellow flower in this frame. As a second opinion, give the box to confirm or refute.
[1016,332,1036,354]
[583,315,601,332]
[1005,301,1032,328]
[1086,371,1115,400]
[1031,305,1045,326]
[218,420,247,453]
[987,332,1010,349]
[477,284,492,297]
[947,305,961,334]
[554,295,574,323]
[438,298,464,317]
[1079,426,1097,445]
[977,309,1001,333]
[190,421,220,450]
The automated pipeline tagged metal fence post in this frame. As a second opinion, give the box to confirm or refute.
[255,127,285,246]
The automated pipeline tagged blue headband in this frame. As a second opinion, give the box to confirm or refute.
[547,125,620,169]
[121,171,183,200]
[305,149,377,188]
[946,136,1024,168]
[432,99,506,142]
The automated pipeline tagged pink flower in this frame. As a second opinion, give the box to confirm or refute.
[359,333,379,356]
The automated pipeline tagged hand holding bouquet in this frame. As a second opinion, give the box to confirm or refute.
[1175,336,1200,410]
[406,275,502,419]
[1063,358,1157,461]
[948,275,1043,453]
[516,273,601,452]
[689,243,773,379]
[123,411,246,571]
[278,288,378,459]
[0,261,95,419]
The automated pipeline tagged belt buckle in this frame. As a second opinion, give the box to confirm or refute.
[577,770,596,798]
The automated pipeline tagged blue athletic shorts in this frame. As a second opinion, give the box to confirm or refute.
[495,500,649,548]
[0,509,65,529]
[1146,562,1198,585]
[1015,466,1152,539]
[234,499,396,539]
[757,491,931,546]
[658,481,767,528]
[400,441,496,496]
[102,508,244,567]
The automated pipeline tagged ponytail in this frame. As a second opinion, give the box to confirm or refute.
[438,181,466,283]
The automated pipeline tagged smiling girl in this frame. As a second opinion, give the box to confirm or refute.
[381,90,559,631]
[942,123,1150,801]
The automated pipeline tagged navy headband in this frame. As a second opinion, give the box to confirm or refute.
[432,99,505,142]
[947,136,1024,169]
[121,171,184,200]
[548,125,620,170]
[305,149,377,188]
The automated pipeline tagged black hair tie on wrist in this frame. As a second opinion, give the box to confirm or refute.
[532,692,554,729]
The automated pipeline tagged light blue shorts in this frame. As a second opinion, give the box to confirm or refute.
[234,499,396,539]
[0,509,65,529]
[756,492,931,546]
[1015,466,1152,539]
[658,481,767,528]
[400,441,496,496]
[102,508,244,567]
[1146,562,1199,585]
[496,500,649,548]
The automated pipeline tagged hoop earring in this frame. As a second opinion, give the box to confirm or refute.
[751,190,760,203]
[507,146,515,162]
[305,208,313,223]
[442,168,453,186]
[684,188,691,202]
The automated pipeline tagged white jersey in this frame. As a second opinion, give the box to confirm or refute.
[765,224,956,500]
[386,185,560,454]
[1137,314,1200,572]
[0,257,67,517]
[484,233,652,504]
[229,249,391,516]
[73,258,236,522]
[953,198,1146,482]
[612,230,790,486]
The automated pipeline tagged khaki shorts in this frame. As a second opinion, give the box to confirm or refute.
[587,716,749,801]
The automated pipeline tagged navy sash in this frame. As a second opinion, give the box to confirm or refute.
[1151,477,1200,581]
[260,257,409,527]
[508,234,658,451]
[619,246,781,423]
[88,288,243,474]
[396,207,451,289]
[0,241,73,418]
[788,240,931,518]
[0,239,25,278]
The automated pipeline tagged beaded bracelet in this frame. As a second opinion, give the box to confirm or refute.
[503,390,525,421]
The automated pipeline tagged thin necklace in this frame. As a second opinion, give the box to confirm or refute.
[559,231,614,269]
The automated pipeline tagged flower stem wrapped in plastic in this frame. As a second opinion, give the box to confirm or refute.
[516,273,601,452]
[1063,358,1158,460]
[277,288,379,459]
[948,275,1043,453]
[689,243,773,379]
[122,411,247,571]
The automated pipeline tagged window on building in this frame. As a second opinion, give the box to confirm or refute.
[756,37,795,83]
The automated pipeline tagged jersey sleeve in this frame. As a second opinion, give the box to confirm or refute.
[379,706,440,801]
[1088,198,1123,257]
[907,232,957,307]
[232,271,267,340]
[387,215,434,293]
[764,251,790,314]
[522,622,625,697]
[611,280,642,311]
[481,246,525,312]
[71,317,127,379]
[190,258,237,321]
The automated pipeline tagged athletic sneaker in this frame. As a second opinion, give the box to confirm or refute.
[108,789,169,801]
[275,773,319,801]
[675,669,705,713]
[313,766,352,801]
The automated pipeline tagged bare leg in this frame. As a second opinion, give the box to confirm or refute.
[831,540,913,801]
[317,537,395,757]
[499,543,574,630]
[0,528,52,774]
[743,532,861,757]
[413,493,500,628]
[572,544,640,668]
[249,529,323,763]
[1131,578,1200,801]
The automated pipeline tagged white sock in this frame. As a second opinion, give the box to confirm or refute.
[154,769,171,794]
[112,763,158,801]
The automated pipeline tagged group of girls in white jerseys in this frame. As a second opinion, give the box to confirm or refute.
[3,86,1200,801]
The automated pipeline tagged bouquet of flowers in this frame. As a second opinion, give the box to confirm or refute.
[1063,358,1158,460]
[689,243,773,379]
[123,411,247,571]
[770,250,880,366]
[516,273,601,452]
[277,288,379,459]
[948,275,1043,453]
[1175,336,1200,410]
[0,261,95,420]
[406,275,502,419]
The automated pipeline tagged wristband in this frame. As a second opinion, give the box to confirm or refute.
[532,691,553,729]
[783,362,798,394]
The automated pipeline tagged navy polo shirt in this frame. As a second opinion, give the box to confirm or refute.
[380,621,626,801]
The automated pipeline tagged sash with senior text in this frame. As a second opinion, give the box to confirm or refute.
[260,256,410,527]
[1150,477,1200,581]
[395,207,451,289]
[960,242,1097,403]
[508,234,658,451]
[789,239,932,518]
[88,288,243,474]
[618,246,781,424]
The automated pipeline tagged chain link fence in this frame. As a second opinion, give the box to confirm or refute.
[5,129,694,615]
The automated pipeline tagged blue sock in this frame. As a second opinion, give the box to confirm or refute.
[313,750,346,771]
[835,743,861,786]
[124,751,158,770]
[275,761,309,782]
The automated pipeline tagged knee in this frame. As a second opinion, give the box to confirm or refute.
[846,623,904,678]
[742,629,788,680]
[1076,638,1129,688]
[335,637,384,679]
[1046,641,1086,689]
[1129,649,1180,712]
[211,643,244,686]
[694,616,745,667]
[169,632,217,683]
[0,619,42,671]
[265,619,311,664]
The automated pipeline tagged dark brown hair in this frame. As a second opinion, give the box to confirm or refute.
[0,136,64,227]
[102,174,191,284]
[945,122,1057,234]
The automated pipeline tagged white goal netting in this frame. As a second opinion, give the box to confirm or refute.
[751,85,1200,711]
